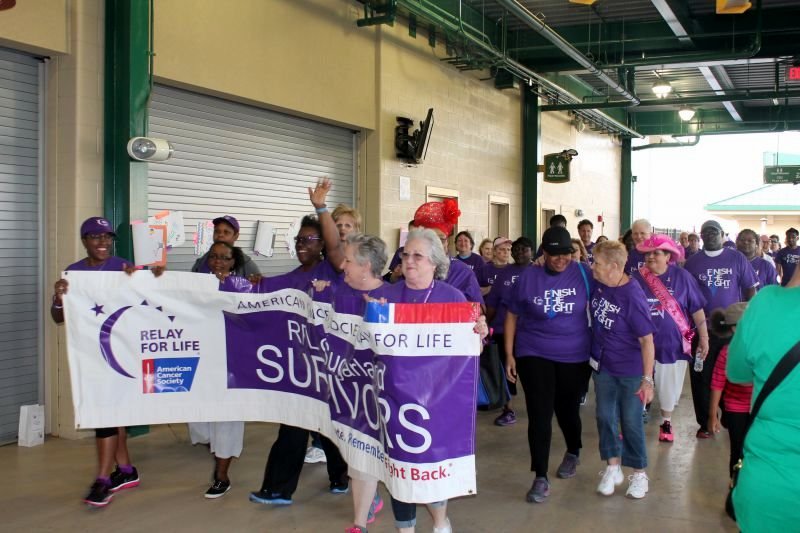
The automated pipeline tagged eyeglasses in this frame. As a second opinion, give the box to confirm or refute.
[401,251,429,262]
[294,236,322,244]
[208,254,234,261]
[84,233,114,241]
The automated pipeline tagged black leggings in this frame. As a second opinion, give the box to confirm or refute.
[516,356,591,478]
[723,410,750,477]
[258,424,348,496]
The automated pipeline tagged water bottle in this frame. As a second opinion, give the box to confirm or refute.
[694,351,704,372]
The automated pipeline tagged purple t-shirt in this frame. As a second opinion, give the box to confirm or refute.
[446,258,484,304]
[506,261,593,362]
[380,279,467,304]
[484,264,526,334]
[256,260,340,293]
[683,248,758,317]
[331,283,393,315]
[624,249,647,276]
[482,262,512,288]
[684,247,699,260]
[456,253,485,277]
[590,280,656,377]
[585,241,595,264]
[750,255,778,291]
[632,265,706,364]
[66,256,129,272]
[775,246,800,286]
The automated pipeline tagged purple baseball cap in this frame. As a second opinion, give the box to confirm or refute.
[80,217,116,237]
[212,215,240,232]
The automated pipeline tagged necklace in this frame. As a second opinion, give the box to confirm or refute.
[402,280,435,303]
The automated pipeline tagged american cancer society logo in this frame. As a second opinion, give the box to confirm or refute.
[142,357,199,393]
[95,298,200,394]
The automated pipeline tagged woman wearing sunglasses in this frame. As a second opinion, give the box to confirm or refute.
[249,180,350,507]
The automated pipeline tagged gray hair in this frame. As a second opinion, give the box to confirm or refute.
[345,233,388,278]
[405,228,450,280]
[631,218,652,232]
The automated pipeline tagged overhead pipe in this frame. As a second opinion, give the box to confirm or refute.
[542,89,800,111]
[394,0,644,138]
[632,136,700,151]
[495,0,640,105]
[594,0,762,70]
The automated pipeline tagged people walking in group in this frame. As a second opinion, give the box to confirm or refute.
[683,220,757,438]
[633,235,708,443]
[589,240,656,499]
[504,226,593,503]
[52,217,149,507]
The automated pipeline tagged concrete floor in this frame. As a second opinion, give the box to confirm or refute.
[1,383,738,533]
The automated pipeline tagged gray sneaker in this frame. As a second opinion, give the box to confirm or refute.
[526,477,550,503]
[556,452,580,479]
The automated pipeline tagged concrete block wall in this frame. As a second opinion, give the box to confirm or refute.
[375,23,523,251]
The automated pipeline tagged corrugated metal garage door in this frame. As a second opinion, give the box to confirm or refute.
[0,49,41,444]
[147,85,356,275]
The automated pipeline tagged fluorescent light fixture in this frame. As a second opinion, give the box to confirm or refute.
[652,80,673,98]
[678,106,696,121]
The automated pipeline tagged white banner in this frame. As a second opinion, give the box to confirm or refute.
[63,271,479,503]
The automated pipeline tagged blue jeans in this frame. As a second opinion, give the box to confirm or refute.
[390,498,446,529]
[593,371,647,469]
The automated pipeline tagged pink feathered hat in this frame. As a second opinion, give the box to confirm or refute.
[636,234,684,263]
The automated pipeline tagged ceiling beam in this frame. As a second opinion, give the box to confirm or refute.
[650,0,742,122]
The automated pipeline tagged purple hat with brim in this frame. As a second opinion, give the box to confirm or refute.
[80,217,116,237]
[212,215,240,232]
[636,234,684,263]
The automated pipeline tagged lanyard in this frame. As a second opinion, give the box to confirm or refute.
[402,280,435,303]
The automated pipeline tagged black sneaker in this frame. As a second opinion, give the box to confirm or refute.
[84,480,113,507]
[109,466,140,493]
[205,479,231,499]
[330,480,349,494]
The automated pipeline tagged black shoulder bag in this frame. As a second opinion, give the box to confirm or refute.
[726,339,800,520]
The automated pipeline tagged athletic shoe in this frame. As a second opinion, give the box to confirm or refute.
[109,466,140,493]
[597,465,624,496]
[556,452,580,479]
[433,517,452,533]
[249,490,292,505]
[345,527,366,533]
[367,492,383,524]
[330,480,350,494]
[659,421,674,442]
[525,477,550,503]
[626,472,649,499]
[84,480,113,507]
[204,479,231,499]
[494,409,516,427]
[696,428,713,439]
[304,446,327,464]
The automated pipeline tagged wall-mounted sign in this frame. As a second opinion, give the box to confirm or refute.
[789,66,800,81]
[543,152,571,183]
[763,165,800,184]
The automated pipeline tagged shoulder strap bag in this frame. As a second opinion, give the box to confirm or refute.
[725,338,800,520]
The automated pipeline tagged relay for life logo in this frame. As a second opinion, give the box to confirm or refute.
[95,298,201,393]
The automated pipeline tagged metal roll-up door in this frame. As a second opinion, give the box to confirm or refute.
[0,49,41,444]
[148,85,356,275]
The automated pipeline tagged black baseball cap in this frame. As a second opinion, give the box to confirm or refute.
[541,226,573,255]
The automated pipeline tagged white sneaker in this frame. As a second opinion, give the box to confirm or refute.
[597,465,624,496]
[304,446,327,464]
[433,517,452,533]
[626,472,649,499]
